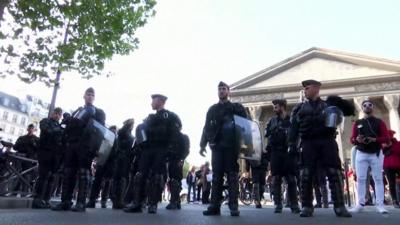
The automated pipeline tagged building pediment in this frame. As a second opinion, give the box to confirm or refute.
[231,47,400,90]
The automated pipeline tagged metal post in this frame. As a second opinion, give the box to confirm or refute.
[48,21,70,116]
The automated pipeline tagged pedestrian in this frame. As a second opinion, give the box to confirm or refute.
[382,130,400,208]
[350,99,389,214]
[186,166,197,203]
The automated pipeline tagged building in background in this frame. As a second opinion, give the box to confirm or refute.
[0,91,52,143]
[0,91,29,143]
[230,47,400,168]
[22,95,50,126]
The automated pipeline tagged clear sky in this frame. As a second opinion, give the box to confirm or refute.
[1,0,400,166]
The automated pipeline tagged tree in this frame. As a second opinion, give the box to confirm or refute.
[0,0,156,85]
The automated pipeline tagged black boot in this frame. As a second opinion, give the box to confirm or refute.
[72,169,90,212]
[203,173,223,216]
[227,172,240,217]
[299,168,314,217]
[32,198,49,209]
[287,175,300,214]
[51,168,75,211]
[253,183,262,208]
[272,175,283,213]
[124,173,144,213]
[166,179,181,210]
[43,173,55,208]
[112,178,126,209]
[101,179,111,209]
[326,168,351,218]
[147,174,163,214]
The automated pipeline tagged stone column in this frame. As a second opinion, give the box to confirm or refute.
[384,94,400,139]
[353,97,365,119]
[248,106,263,122]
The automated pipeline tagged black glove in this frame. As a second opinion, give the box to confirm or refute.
[199,147,207,157]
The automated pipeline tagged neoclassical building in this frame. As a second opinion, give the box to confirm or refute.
[230,47,400,163]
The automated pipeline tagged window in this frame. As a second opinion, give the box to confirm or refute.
[18,129,23,136]
[12,114,18,123]
[2,111,8,120]
[21,117,26,126]
[9,126,15,135]
[0,123,5,131]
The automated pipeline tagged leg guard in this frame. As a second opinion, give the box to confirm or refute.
[286,175,300,213]
[272,175,283,213]
[299,168,314,217]
[326,168,351,217]
[166,179,181,210]
[227,172,240,216]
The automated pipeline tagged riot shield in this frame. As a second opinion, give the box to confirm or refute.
[84,119,116,166]
[135,123,148,145]
[234,115,263,163]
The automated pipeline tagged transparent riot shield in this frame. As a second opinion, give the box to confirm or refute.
[234,115,263,163]
[86,119,116,166]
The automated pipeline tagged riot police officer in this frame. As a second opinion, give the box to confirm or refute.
[32,107,63,209]
[124,94,181,214]
[123,122,146,205]
[13,124,40,196]
[112,119,135,209]
[265,99,300,213]
[52,87,106,212]
[200,81,248,217]
[166,131,190,210]
[288,80,351,217]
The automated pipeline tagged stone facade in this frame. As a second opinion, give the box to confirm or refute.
[230,47,400,165]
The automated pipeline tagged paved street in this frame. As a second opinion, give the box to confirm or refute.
[0,203,399,225]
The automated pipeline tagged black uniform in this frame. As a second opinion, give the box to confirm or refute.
[124,109,181,214]
[13,133,39,195]
[200,100,247,216]
[288,97,350,217]
[52,105,105,211]
[248,152,268,208]
[265,115,300,213]
[111,126,134,209]
[166,132,190,210]
[87,139,117,208]
[32,118,63,208]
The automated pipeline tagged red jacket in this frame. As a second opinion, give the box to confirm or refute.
[384,139,400,169]
[350,117,389,149]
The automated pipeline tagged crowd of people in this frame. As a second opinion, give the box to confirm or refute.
[0,80,399,219]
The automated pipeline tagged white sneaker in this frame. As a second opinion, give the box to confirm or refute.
[350,204,364,213]
[376,205,388,214]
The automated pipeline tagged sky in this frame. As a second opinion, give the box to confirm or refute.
[1,0,400,166]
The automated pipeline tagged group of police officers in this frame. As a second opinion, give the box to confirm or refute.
[27,79,354,218]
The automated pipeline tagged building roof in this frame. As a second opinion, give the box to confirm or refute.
[230,47,400,91]
[0,91,28,114]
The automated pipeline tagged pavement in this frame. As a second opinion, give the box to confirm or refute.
[0,202,399,225]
